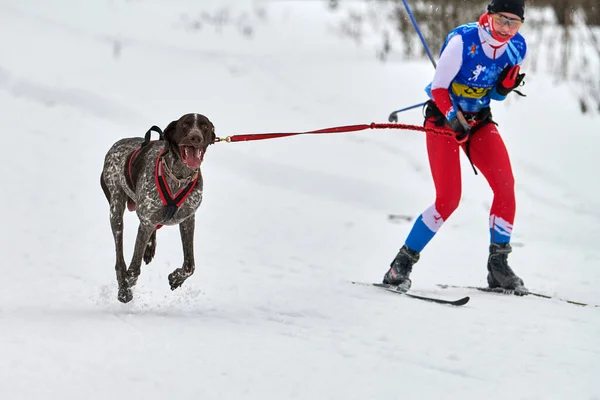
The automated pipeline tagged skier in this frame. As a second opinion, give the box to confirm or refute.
[383,0,528,292]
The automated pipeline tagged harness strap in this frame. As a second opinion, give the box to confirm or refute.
[143,126,164,146]
[126,147,143,190]
[154,150,198,221]
[125,125,166,190]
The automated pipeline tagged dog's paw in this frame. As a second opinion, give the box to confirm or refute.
[168,268,192,291]
[118,286,133,303]
[125,271,139,288]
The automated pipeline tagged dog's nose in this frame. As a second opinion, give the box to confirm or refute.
[189,132,203,145]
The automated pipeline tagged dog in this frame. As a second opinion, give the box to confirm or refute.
[101,113,216,303]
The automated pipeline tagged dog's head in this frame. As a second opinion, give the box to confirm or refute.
[163,113,216,169]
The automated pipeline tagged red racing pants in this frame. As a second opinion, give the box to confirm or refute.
[404,119,516,251]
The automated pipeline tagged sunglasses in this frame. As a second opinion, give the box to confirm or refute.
[491,13,523,29]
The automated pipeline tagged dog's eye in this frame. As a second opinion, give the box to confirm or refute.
[182,123,188,129]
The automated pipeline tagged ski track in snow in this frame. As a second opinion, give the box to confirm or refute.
[0,66,144,123]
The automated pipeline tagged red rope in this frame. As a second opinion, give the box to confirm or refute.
[216,122,452,143]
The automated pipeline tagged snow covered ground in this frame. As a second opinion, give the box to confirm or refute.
[1,1,599,399]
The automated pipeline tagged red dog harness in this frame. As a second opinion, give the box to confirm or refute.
[154,149,198,221]
[125,126,199,225]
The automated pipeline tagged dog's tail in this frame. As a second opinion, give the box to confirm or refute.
[100,173,111,203]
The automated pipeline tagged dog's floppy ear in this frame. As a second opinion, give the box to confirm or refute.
[210,124,216,144]
[163,120,177,142]
[161,120,178,152]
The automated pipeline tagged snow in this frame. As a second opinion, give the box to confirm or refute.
[1,1,598,399]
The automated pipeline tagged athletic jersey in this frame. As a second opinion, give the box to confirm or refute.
[425,22,527,117]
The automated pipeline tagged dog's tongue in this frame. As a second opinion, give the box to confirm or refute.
[182,146,202,169]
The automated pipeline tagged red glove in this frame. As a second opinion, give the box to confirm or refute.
[497,65,525,96]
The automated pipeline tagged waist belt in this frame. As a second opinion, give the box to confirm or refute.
[423,100,494,126]
[422,101,497,175]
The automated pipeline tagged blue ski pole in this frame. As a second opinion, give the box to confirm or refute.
[401,0,436,68]
[388,0,437,122]
[388,102,427,122]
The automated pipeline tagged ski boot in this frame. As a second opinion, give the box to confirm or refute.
[487,243,527,294]
[383,245,420,292]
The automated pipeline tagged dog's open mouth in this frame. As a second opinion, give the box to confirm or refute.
[179,145,203,169]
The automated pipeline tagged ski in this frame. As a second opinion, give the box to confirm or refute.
[436,284,597,307]
[351,281,470,306]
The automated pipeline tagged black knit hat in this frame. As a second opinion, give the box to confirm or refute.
[487,0,525,20]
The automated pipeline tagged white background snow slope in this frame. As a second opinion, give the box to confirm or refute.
[1,1,599,399]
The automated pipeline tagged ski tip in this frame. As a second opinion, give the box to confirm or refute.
[455,296,470,306]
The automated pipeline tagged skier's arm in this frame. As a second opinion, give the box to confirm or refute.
[430,34,463,121]
[489,84,508,101]
[490,46,528,101]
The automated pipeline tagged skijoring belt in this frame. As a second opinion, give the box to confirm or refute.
[423,100,495,127]
[422,101,497,175]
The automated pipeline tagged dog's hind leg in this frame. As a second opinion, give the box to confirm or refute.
[125,223,157,288]
[143,229,157,265]
[168,215,196,290]
[107,189,133,303]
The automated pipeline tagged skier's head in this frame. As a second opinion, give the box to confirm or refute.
[487,0,525,20]
[484,0,525,42]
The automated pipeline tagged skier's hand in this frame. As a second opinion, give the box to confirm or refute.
[496,65,525,96]
[447,112,471,144]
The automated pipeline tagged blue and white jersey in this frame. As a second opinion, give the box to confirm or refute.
[425,22,527,115]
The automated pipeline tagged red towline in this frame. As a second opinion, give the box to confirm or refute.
[215,122,453,143]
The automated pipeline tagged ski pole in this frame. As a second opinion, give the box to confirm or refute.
[401,0,436,68]
[388,0,437,123]
[387,101,427,123]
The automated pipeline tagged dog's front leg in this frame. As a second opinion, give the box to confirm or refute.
[125,223,157,289]
[168,215,196,290]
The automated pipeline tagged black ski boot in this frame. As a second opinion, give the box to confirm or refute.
[487,243,527,293]
[383,245,420,291]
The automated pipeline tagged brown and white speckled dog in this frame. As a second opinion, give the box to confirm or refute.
[101,113,216,303]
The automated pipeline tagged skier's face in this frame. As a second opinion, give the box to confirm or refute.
[491,12,523,40]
